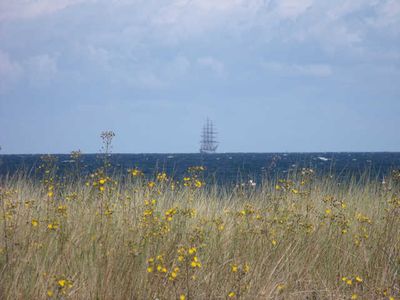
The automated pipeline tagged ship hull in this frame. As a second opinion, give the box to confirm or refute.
[200,149,217,154]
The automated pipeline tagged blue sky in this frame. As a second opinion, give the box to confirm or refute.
[0,0,399,154]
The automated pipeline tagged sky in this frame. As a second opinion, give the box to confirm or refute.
[0,0,399,154]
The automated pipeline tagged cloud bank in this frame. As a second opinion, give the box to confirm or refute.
[0,0,399,152]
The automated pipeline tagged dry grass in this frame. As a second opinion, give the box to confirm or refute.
[0,167,399,300]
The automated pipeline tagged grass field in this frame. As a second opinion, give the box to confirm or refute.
[0,161,399,299]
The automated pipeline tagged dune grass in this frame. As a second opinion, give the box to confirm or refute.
[0,165,399,300]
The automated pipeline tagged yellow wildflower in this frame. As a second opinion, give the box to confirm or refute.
[47,223,59,230]
[157,172,168,181]
[57,205,67,214]
[143,210,153,216]
[31,219,39,227]
[191,257,201,268]
[277,283,285,292]
[148,181,155,188]
[244,263,250,273]
[131,169,142,176]
[58,279,66,287]
[228,292,235,298]
[195,180,202,188]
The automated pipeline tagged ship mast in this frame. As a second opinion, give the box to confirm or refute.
[200,118,218,154]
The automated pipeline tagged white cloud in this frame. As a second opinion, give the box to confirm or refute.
[371,0,400,31]
[143,0,399,56]
[0,0,87,21]
[149,0,264,43]
[2,0,398,52]
[126,71,167,89]
[382,0,400,19]
[86,45,112,68]
[326,0,376,21]
[127,56,191,89]
[166,56,191,76]
[263,62,332,77]
[25,54,59,87]
[197,57,225,77]
[0,50,60,91]
[274,0,313,19]
[0,0,398,94]
[0,50,22,93]
[295,64,332,77]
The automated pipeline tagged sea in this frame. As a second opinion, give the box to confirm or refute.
[1,153,400,184]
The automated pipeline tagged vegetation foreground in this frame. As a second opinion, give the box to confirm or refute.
[0,159,399,299]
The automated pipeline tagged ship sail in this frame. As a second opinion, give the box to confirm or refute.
[200,118,218,154]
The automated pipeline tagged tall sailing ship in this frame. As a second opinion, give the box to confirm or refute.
[200,118,218,154]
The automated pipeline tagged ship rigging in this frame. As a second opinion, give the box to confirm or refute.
[200,118,218,154]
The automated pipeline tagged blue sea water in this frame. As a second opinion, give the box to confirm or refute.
[1,153,400,184]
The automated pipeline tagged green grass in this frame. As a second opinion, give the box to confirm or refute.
[0,169,399,299]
